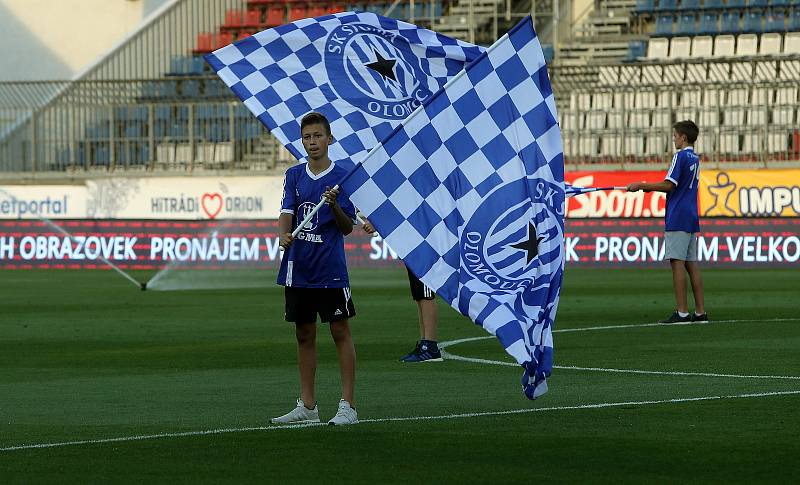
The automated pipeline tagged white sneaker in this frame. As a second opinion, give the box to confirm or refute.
[327,399,358,426]
[270,399,320,425]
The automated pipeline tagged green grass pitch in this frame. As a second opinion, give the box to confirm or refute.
[1,267,799,483]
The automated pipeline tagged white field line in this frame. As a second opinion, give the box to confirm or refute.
[440,350,800,380]
[438,317,800,350]
[3,390,800,452]
[440,317,800,380]
[3,317,799,452]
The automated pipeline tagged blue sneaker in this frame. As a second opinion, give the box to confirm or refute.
[400,340,443,363]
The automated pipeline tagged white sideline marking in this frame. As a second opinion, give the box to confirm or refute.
[438,317,800,351]
[440,350,800,380]
[3,317,798,452]
[440,317,800,380]
[3,390,800,452]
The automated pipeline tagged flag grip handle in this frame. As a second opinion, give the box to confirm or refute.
[290,184,340,238]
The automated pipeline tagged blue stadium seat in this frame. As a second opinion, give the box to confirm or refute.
[85,123,110,139]
[702,0,723,9]
[158,81,178,98]
[181,80,200,97]
[635,0,655,13]
[155,105,171,120]
[234,104,250,119]
[766,10,786,32]
[676,14,697,35]
[94,145,110,165]
[430,0,442,18]
[625,40,647,61]
[655,15,675,36]
[56,148,71,165]
[720,11,740,34]
[699,12,719,34]
[131,106,148,121]
[169,56,187,75]
[771,0,791,6]
[542,44,554,62]
[124,124,144,138]
[168,124,188,138]
[188,56,206,75]
[196,104,217,120]
[748,0,768,8]
[656,0,677,11]
[679,0,698,10]
[116,142,149,165]
[743,11,763,33]
[115,106,147,122]
[142,82,158,98]
[726,0,745,8]
[790,8,800,32]
[203,80,228,98]
[76,144,87,166]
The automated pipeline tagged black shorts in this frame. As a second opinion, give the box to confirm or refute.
[284,286,356,323]
[407,265,435,301]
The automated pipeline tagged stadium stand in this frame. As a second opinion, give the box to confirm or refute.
[1,0,799,173]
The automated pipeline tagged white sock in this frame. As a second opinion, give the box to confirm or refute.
[695,312,704,316]
[678,311,689,318]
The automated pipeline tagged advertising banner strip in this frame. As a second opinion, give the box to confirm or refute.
[0,219,798,269]
[699,169,800,218]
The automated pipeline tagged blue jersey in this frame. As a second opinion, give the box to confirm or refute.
[277,161,356,288]
[664,147,700,233]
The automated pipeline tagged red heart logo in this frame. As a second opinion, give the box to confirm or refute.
[201,193,223,219]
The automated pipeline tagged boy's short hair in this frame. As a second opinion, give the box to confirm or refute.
[301,112,331,136]
[673,120,699,144]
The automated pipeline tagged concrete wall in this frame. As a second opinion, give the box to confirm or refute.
[0,0,170,81]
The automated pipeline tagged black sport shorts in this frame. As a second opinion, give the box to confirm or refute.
[284,286,356,323]
[406,265,435,301]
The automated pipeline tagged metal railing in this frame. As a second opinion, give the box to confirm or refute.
[0,78,289,174]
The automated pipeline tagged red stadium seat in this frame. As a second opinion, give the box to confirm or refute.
[265,6,285,26]
[222,10,242,27]
[288,3,308,22]
[215,32,234,50]
[244,9,262,27]
[194,33,213,53]
[308,5,327,18]
[327,4,346,14]
[223,9,242,28]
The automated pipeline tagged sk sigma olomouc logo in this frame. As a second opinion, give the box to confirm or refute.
[460,178,563,293]
[324,23,433,120]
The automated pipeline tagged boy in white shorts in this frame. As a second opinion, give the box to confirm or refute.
[627,120,708,324]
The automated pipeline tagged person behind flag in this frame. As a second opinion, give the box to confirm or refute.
[271,112,359,426]
[627,120,708,324]
[361,217,442,363]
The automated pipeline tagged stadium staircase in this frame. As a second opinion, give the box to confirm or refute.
[556,0,642,65]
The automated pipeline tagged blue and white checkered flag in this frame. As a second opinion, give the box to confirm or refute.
[204,12,483,167]
[340,17,564,399]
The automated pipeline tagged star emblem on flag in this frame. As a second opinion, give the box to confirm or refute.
[365,50,397,83]
[509,222,545,265]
